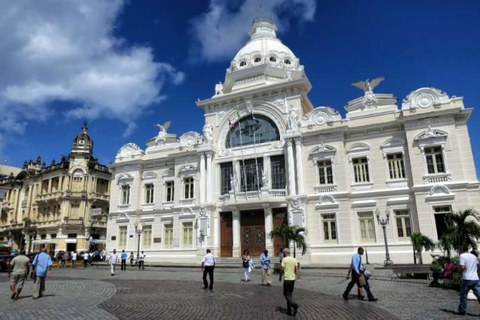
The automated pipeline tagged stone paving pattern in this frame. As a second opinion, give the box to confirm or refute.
[0,265,479,319]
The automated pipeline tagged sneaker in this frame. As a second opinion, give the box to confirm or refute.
[209,287,213,290]
[368,298,378,302]
[203,286,208,289]
[11,292,16,299]
[286,311,293,316]
[342,294,348,301]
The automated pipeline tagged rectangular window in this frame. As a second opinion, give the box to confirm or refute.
[145,184,154,204]
[119,226,127,248]
[164,224,173,248]
[434,206,452,239]
[165,181,174,202]
[322,214,337,243]
[240,158,263,192]
[184,177,194,199]
[353,157,370,183]
[395,210,412,239]
[183,222,193,247]
[143,225,152,247]
[121,185,130,205]
[387,153,406,180]
[271,155,286,189]
[425,146,445,174]
[358,212,375,242]
[318,159,334,185]
[220,162,233,195]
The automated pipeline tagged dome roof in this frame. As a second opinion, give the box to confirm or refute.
[229,18,300,72]
[71,122,93,154]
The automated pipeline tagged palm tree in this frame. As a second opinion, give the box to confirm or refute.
[410,233,435,264]
[442,208,480,254]
[270,225,307,258]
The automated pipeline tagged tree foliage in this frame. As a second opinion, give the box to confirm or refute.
[410,233,435,264]
[270,224,307,258]
[439,208,480,256]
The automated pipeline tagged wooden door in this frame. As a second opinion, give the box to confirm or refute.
[240,210,265,256]
[272,208,287,257]
[220,212,233,257]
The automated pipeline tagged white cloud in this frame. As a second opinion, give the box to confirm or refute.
[190,0,316,62]
[0,0,184,142]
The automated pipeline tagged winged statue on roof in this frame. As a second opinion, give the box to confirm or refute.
[154,121,171,145]
[351,77,385,93]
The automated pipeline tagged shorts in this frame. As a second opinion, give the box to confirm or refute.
[10,274,26,289]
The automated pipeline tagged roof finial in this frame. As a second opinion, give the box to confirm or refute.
[82,121,88,132]
[258,0,263,16]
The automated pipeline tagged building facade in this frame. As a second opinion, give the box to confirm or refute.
[0,123,111,253]
[106,18,479,265]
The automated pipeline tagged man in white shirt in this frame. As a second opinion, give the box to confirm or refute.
[71,251,77,268]
[138,251,145,270]
[458,244,480,315]
[109,249,118,276]
[201,249,215,290]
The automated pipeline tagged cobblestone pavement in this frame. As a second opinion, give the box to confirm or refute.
[0,266,479,319]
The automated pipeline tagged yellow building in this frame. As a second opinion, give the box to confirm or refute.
[0,123,111,254]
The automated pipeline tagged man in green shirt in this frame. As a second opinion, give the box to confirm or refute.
[281,248,301,316]
[8,250,30,300]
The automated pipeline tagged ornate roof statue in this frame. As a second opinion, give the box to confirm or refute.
[351,77,385,93]
[154,121,171,145]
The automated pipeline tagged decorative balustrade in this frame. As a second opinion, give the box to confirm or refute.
[314,185,338,193]
[423,174,452,184]
[63,217,83,225]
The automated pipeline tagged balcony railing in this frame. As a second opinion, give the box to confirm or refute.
[220,189,287,203]
[423,173,452,184]
[63,217,84,225]
[314,185,338,193]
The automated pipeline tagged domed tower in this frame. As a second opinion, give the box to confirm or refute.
[71,122,93,156]
[221,16,308,94]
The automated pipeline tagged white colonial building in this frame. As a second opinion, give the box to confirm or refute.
[106,17,480,265]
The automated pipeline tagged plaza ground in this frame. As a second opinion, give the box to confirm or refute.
[1,265,478,319]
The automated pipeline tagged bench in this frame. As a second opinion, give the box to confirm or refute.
[391,264,431,279]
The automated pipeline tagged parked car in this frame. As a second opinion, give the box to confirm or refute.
[0,255,15,272]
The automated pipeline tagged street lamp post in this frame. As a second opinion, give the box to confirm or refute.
[135,222,143,264]
[376,208,393,267]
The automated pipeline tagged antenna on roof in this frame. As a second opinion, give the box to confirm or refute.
[258,0,263,16]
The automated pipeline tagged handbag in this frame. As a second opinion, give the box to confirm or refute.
[358,273,366,287]
[30,270,36,281]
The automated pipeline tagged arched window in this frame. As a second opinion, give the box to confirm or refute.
[226,115,280,148]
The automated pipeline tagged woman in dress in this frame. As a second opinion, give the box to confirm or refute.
[242,250,251,282]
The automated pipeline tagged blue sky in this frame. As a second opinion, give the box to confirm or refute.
[1,0,479,176]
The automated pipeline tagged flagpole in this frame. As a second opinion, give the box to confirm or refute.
[235,108,248,199]
[251,114,261,197]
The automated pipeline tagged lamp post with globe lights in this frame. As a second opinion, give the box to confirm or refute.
[376,208,393,267]
[135,221,143,264]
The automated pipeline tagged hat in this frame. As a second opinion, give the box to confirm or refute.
[283,248,290,254]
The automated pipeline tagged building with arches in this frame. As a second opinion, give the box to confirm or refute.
[106,17,479,265]
[0,123,111,253]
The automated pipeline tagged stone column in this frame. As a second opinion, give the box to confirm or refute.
[287,139,297,195]
[263,155,271,189]
[232,209,241,257]
[206,152,213,203]
[263,204,273,251]
[234,160,241,194]
[213,211,219,248]
[199,153,206,203]
[294,137,305,195]
[48,179,52,194]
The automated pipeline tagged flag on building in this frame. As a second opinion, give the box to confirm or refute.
[229,119,234,128]
[251,112,256,121]
[236,107,241,119]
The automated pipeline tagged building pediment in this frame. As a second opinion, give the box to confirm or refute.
[116,143,144,161]
[402,87,451,110]
[301,107,342,127]
[414,126,448,141]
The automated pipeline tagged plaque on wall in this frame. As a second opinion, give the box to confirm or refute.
[153,237,162,243]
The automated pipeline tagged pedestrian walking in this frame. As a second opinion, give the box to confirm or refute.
[458,244,480,315]
[8,250,30,300]
[281,248,300,316]
[83,251,89,268]
[201,249,215,290]
[56,251,63,269]
[278,248,284,281]
[129,252,135,266]
[101,249,107,262]
[260,249,272,286]
[342,247,377,302]
[138,251,145,270]
[121,250,127,271]
[32,248,53,299]
[242,250,251,282]
[71,251,77,268]
[62,251,69,268]
[109,249,118,276]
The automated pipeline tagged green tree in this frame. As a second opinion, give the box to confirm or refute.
[410,233,435,264]
[440,208,480,255]
[270,225,307,258]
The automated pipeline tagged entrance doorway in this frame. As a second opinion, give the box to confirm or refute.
[220,212,233,257]
[240,210,265,256]
[66,243,77,253]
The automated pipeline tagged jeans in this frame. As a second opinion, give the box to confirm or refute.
[244,267,250,281]
[138,261,144,269]
[459,279,480,314]
[203,266,214,289]
[121,259,126,270]
[283,280,298,313]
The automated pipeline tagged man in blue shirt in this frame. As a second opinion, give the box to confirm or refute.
[121,250,127,271]
[32,248,52,299]
[342,247,377,301]
[260,249,272,286]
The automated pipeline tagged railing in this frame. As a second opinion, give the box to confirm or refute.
[179,198,196,205]
[63,217,83,225]
[269,189,286,197]
[423,174,451,184]
[314,185,338,193]
[89,192,109,200]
